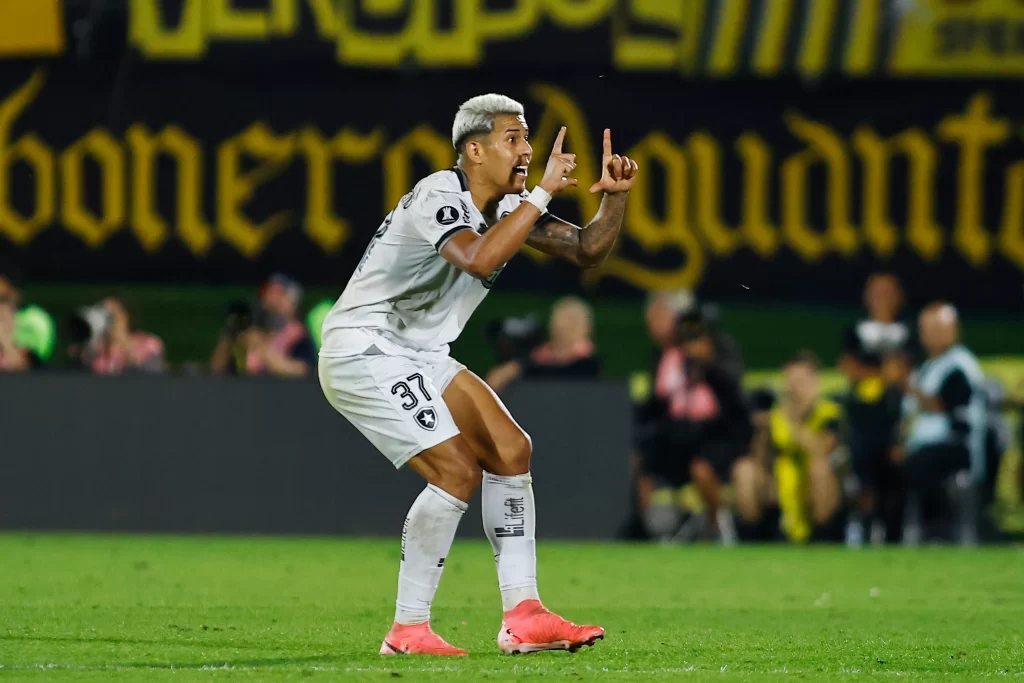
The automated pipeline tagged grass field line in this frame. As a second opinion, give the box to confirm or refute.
[3,663,1024,677]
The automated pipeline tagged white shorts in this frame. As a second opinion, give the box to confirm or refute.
[318,330,465,468]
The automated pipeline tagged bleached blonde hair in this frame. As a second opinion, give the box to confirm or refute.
[452,94,525,154]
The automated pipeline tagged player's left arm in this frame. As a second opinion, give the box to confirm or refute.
[525,129,637,268]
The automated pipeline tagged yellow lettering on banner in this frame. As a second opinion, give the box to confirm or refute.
[130,0,205,58]
[217,123,296,259]
[127,124,212,255]
[208,0,268,38]
[735,133,778,257]
[852,126,942,260]
[525,84,599,267]
[937,93,1009,266]
[61,129,125,248]
[336,0,415,66]
[752,0,794,75]
[709,0,749,76]
[594,131,704,291]
[305,0,341,37]
[843,0,880,75]
[889,0,1024,76]
[546,0,616,28]
[782,112,858,261]
[270,0,339,36]
[798,0,839,78]
[299,126,384,254]
[998,161,1024,271]
[382,125,454,215]
[268,0,296,34]
[613,0,706,72]
[0,71,55,245]
[336,0,479,68]
[416,0,477,64]
[479,0,541,39]
[688,132,742,255]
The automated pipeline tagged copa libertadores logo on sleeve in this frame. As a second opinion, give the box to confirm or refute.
[435,206,460,226]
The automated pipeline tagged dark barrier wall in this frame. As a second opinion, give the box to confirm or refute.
[0,374,631,539]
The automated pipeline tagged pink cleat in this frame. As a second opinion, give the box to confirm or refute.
[497,599,605,655]
[379,622,468,656]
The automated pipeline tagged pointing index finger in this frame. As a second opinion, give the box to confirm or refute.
[552,126,566,154]
[603,128,612,157]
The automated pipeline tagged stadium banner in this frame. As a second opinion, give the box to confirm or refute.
[889,0,1024,76]
[1,64,1023,309]
[103,0,1024,77]
[0,373,631,538]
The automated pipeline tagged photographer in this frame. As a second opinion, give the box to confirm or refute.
[485,296,600,393]
[71,297,165,375]
[210,274,316,378]
[639,306,751,544]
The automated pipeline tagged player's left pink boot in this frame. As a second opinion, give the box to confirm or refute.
[379,622,468,656]
[497,599,605,655]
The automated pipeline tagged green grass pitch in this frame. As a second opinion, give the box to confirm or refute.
[1,534,1022,681]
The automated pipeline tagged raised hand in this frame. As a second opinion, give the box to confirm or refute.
[539,126,579,194]
[589,129,638,194]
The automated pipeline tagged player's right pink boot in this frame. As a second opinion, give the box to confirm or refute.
[379,622,468,656]
[497,599,605,655]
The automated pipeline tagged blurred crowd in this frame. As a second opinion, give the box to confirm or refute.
[3,257,1021,545]
[0,261,326,379]
[480,275,1023,547]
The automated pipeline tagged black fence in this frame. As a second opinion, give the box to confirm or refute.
[0,374,631,539]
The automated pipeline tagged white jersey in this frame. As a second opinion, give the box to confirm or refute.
[320,167,541,355]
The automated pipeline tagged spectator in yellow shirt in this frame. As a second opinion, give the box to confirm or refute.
[735,351,845,543]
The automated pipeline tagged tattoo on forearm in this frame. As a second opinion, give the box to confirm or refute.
[526,217,581,261]
[580,192,627,264]
[525,192,628,266]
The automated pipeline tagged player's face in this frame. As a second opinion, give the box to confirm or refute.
[482,114,533,194]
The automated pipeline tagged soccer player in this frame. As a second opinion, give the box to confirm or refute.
[317,94,637,656]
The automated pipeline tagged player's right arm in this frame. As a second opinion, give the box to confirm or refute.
[440,127,577,279]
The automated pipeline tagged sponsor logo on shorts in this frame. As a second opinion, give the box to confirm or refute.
[415,407,437,431]
[435,206,460,226]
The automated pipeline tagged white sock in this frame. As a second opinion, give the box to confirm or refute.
[482,471,540,612]
[394,484,467,625]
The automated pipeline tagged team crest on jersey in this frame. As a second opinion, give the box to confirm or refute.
[435,206,460,226]
[415,407,438,431]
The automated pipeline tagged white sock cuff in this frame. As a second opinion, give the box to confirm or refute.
[426,484,469,512]
[483,471,532,487]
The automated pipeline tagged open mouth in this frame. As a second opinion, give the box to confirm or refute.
[513,165,528,177]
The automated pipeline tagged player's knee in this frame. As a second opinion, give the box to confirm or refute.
[437,455,482,501]
[500,429,533,475]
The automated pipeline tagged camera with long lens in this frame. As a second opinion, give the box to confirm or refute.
[223,299,255,339]
[67,303,113,347]
[484,314,545,363]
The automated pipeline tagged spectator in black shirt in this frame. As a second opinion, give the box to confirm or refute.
[839,273,913,546]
